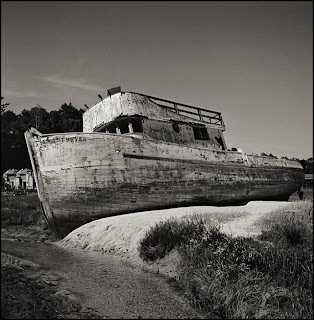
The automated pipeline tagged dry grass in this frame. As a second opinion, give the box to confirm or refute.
[1,193,44,227]
[139,199,313,319]
[256,199,313,246]
[1,252,40,271]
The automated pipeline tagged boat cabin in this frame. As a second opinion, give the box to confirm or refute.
[83,89,227,151]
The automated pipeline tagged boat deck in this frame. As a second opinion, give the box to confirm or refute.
[126,91,224,126]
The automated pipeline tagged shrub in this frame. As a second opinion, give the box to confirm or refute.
[139,215,210,261]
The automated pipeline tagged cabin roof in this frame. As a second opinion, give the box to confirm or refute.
[83,90,225,133]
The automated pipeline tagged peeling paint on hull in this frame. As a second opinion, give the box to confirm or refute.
[25,130,304,237]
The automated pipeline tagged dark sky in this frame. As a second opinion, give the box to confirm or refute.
[1,1,313,159]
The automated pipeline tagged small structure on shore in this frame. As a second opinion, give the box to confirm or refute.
[2,168,35,190]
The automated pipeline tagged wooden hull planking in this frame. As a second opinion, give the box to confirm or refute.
[25,130,304,237]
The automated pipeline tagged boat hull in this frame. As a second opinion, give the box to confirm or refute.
[25,130,304,237]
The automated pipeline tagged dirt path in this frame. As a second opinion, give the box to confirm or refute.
[1,239,212,319]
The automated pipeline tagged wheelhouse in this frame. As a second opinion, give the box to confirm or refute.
[83,90,227,150]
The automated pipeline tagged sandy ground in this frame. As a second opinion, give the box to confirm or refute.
[2,199,306,318]
[60,201,292,277]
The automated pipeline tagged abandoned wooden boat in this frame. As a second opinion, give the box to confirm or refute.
[25,87,304,237]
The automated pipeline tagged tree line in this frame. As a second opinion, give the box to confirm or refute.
[1,97,313,175]
[1,97,84,174]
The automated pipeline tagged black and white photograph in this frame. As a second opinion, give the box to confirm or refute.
[1,1,313,319]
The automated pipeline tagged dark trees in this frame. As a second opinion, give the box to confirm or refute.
[1,101,84,174]
[56,103,84,132]
[1,97,10,115]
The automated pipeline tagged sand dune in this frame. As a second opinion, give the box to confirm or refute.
[59,201,292,276]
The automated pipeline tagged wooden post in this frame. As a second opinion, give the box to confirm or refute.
[128,120,134,133]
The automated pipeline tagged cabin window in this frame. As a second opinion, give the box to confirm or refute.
[193,127,201,140]
[119,120,129,134]
[118,118,143,134]
[201,128,209,140]
[193,126,209,140]
[130,118,142,133]
[106,123,116,133]
[97,118,143,134]
[172,123,180,133]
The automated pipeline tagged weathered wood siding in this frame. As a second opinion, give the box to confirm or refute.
[25,131,304,237]
[141,119,225,150]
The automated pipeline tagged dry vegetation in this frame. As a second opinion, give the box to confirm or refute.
[1,193,43,227]
[139,199,313,319]
[2,192,313,319]
[1,194,99,319]
[1,193,59,242]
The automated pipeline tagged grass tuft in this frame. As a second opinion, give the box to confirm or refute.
[139,215,211,261]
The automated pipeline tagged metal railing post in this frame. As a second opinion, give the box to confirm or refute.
[198,109,203,121]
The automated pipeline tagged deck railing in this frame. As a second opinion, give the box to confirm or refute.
[126,92,224,126]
